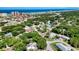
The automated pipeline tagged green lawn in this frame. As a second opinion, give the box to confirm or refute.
[45,38,53,41]
[51,42,61,51]
[76,48,79,50]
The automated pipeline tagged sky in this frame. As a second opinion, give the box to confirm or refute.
[0,0,79,7]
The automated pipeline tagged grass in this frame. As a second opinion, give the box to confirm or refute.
[76,48,79,50]
[45,38,53,41]
[51,42,61,51]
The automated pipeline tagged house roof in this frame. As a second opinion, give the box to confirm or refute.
[27,42,37,50]
[56,43,71,51]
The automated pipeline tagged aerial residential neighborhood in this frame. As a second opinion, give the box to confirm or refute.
[0,8,79,51]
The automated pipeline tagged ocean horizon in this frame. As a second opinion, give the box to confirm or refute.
[0,7,79,13]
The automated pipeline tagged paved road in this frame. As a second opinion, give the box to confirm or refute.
[33,24,77,51]
[46,41,54,51]
[33,22,60,37]
[51,40,76,51]
[33,25,45,37]
[46,40,76,51]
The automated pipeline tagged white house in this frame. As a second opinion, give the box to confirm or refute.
[47,20,51,28]
[4,21,18,26]
[49,32,57,38]
[58,35,70,40]
[56,43,71,51]
[5,45,13,51]
[26,42,38,51]
[0,13,8,17]
[24,26,33,33]
[0,27,2,32]
[5,32,13,37]
[49,32,70,40]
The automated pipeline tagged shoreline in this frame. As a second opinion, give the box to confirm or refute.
[0,9,79,15]
[25,10,79,15]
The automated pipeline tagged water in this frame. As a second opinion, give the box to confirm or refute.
[0,7,79,13]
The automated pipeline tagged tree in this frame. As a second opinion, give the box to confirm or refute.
[13,39,26,51]
[3,37,19,47]
[70,35,79,48]
[33,36,47,49]
[0,39,6,49]
[19,33,30,44]
[0,37,27,51]
[24,19,33,26]
[37,38,47,49]
[2,24,25,36]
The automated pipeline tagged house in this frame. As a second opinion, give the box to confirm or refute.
[55,12,61,16]
[0,27,2,32]
[24,26,33,33]
[58,35,70,40]
[3,45,13,51]
[60,17,64,20]
[0,19,8,23]
[5,32,13,37]
[47,20,51,28]
[4,21,20,26]
[49,32,57,38]
[0,13,8,16]
[26,42,38,51]
[56,43,71,51]
[49,32,70,41]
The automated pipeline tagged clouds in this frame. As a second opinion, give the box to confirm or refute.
[0,0,79,7]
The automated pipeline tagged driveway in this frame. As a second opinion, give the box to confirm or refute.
[46,41,54,51]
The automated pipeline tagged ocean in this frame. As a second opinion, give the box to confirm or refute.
[0,7,79,13]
